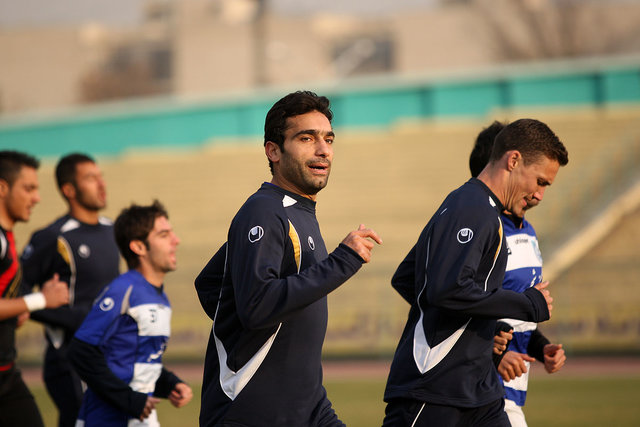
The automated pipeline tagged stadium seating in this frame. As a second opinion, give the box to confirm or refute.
[14,106,640,359]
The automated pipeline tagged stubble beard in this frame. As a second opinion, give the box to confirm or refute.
[76,188,105,212]
[281,155,331,196]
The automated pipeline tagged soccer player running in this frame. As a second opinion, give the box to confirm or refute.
[20,153,120,427]
[0,150,69,427]
[196,90,382,426]
[470,121,566,427]
[383,119,568,427]
[67,201,192,426]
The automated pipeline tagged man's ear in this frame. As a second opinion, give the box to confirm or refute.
[129,240,146,257]
[505,150,522,172]
[265,141,282,164]
[0,179,8,199]
[61,182,76,201]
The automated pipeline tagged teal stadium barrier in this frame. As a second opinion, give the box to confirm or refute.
[1,56,639,156]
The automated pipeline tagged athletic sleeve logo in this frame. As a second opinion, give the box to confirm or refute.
[307,236,315,250]
[248,226,264,243]
[99,297,115,311]
[457,228,474,244]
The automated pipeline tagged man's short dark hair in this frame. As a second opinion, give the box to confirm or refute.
[0,151,40,186]
[469,121,507,178]
[263,91,333,173]
[490,119,569,166]
[55,153,96,191]
[114,200,168,270]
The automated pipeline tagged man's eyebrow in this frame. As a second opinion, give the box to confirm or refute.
[293,129,335,138]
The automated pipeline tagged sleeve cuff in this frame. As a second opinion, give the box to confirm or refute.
[337,243,365,264]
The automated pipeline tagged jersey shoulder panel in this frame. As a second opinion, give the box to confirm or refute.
[230,189,290,240]
[21,215,69,256]
[98,216,114,226]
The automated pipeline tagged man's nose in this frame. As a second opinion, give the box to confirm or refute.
[533,186,546,201]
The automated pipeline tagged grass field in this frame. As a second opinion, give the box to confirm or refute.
[29,365,640,426]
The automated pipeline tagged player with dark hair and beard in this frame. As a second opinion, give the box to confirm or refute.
[21,153,120,427]
[196,91,382,426]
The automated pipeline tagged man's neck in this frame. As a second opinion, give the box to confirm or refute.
[135,265,165,288]
[0,210,15,231]
[476,167,507,208]
[69,205,100,225]
[270,178,317,201]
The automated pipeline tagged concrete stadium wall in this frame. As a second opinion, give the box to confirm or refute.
[1,57,639,156]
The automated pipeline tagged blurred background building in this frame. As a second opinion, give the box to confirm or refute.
[2,0,640,114]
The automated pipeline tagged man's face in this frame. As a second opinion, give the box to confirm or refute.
[73,162,107,211]
[505,155,559,218]
[4,166,40,224]
[145,216,180,274]
[271,110,334,199]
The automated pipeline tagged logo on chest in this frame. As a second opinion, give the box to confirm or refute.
[248,226,264,243]
[308,236,315,250]
[457,228,473,244]
[78,244,91,259]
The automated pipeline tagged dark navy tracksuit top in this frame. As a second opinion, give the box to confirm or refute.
[384,178,550,408]
[197,183,364,426]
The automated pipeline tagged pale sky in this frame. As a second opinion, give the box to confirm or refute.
[0,0,435,28]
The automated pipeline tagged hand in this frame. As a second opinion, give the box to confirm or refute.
[543,343,566,374]
[497,351,536,381]
[534,281,553,316]
[41,274,69,308]
[16,312,29,328]
[140,396,160,420]
[493,329,513,355]
[169,382,193,408]
[340,224,382,263]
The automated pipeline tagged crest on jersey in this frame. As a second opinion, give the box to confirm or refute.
[22,244,33,260]
[308,236,315,250]
[78,244,91,259]
[99,297,115,311]
[248,226,264,243]
[457,228,473,244]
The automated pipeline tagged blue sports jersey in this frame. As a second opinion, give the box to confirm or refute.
[74,270,171,426]
[499,214,543,406]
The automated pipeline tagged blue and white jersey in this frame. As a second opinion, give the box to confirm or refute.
[500,214,542,407]
[74,270,171,426]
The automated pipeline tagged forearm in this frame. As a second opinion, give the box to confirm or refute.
[195,243,227,321]
[527,328,550,362]
[0,298,28,320]
[391,245,417,305]
[431,284,549,322]
[153,368,182,398]
[67,337,147,418]
[236,244,363,329]
[30,305,90,331]
[0,293,47,321]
